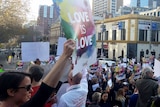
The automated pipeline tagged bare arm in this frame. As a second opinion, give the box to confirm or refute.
[43,39,75,88]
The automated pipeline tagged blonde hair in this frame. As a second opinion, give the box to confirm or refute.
[92,92,101,103]
[116,88,126,102]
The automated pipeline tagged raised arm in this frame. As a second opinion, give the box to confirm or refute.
[43,39,75,88]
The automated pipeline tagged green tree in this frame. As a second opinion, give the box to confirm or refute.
[19,27,42,42]
[0,0,30,42]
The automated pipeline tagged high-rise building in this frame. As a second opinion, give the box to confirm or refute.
[116,6,149,16]
[93,0,107,18]
[130,0,137,7]
[137,0,140,7]
[152,0,160,8]
[141,0,152,8]
[157,0,160,7]
[37,5,58,37]
[93,0,123,18]
[130,0,160,8]
[117,0,123,11]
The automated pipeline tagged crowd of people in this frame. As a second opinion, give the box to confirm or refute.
[0,39,160,107]
[86,65,160,107]
[85,54,160,107]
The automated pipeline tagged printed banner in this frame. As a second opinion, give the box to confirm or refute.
[54,0,97,76]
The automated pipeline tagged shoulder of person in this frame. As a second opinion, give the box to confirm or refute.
[150,78,158,81]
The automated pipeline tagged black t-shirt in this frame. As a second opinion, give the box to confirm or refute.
[20,82,54,107]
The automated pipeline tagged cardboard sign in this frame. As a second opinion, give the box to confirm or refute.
[21,42,49,62]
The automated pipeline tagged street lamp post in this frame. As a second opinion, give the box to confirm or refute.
[149,16,152,56]
[100,24,106,58]
[101,0,106,58]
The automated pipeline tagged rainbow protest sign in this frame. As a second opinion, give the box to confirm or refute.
[53,0,97,76]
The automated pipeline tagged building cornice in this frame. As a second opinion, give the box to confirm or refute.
[95,14,160,24]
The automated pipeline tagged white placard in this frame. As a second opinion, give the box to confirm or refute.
[56,37,67,56]
[154,59,160,77]
[21,42,49,62]
[107,79,112,88]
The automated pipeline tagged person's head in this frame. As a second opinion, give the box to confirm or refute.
[105,86,111,93]
[0,64,3,69]
[34,58,41,65]
[102,68,106,73]
[123,82,129,91]
[68,70,82,85]
[0,71,32,105]
[101,92,109,102]
[28,65,44,82]
[95,87,102,93]
[92,92,101,103]
[117,88,125,97]
[141,67,154,79]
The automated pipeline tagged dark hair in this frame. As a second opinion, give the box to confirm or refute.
[28,65,44,82]
[100,91,109,100]
[0,71,31,101]
[34,58,41,65]
[0,64,3,67]
[95,87,102,93]
[154,97,160,107]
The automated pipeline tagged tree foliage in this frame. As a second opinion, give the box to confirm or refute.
[19,27,42,42]
[0,0,30,42]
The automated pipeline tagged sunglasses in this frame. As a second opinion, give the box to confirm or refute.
[17,84,32,91]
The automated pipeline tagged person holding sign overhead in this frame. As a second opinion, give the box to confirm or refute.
[0,39,76,107]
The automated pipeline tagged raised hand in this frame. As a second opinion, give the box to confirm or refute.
[62,39,76,59]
